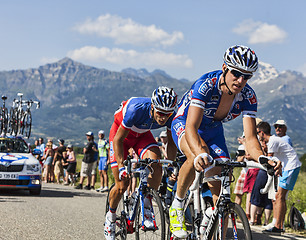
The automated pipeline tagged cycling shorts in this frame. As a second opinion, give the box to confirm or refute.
[109,122,159,169]
[279,167,300,191]
[171,116,230,161]
[99,157,108,171]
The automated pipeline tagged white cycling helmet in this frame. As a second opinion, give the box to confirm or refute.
[151,86,177,112]
[224,45,258,73]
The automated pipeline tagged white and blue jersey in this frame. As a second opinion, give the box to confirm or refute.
[109,97,176,168]
[114,97,175,133]
[171,70,258,160]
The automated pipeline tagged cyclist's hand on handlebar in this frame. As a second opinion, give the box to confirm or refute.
[194,153,213,172]
[118,167,129,180]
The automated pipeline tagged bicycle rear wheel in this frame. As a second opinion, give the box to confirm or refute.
[209,202,252,240]
[135,188,165,240]
[23,111,32,138]
[105,183,128,240]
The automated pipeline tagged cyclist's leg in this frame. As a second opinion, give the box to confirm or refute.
[134,131,162,190]
[142,146,162,190]
[108,167,130,210]
[169,124,195,238]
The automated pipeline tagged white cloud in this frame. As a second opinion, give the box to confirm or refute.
[233,19,287,44]
[67,46,193,68]
[73,14,184,47]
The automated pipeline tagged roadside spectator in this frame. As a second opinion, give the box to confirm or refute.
[250,139,272,226]
[64,144,77,186]
[159,130,168,159]
[42,141,55,183]
[257,122,302,234]
[273,120,292,146]
[96,130,110,193]
[38,137,46,161]
[242,148,258,221]
[91,137,99,190]
[75,132,98,190]
[126,148,138,196]
[234,135,247,206]
[53,139,66,184]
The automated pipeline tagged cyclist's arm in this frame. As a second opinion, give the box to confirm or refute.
[113,125,130,169]
[185,106,210,164]
[243,117,263,161]
[166,128,177,161]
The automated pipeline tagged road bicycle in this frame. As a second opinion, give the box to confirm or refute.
[9,93,24,136]
[0,95,9,135]
[9,93,40,138]
[20,99,40,138]
[105,157,177,240]
[171,156,276,240]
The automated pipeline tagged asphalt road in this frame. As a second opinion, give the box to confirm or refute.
[0,183,304,240]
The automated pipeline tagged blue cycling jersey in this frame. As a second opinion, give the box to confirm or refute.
[174,70,257,129]
[171,70,258,159]
[115,97,175,134]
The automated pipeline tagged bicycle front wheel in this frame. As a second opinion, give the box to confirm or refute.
[135,188,165,240]
[105,183,128,240]
[209,202,252,240]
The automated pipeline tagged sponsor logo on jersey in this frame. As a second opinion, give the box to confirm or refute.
[109,141,115,161]
[210,144,227,158]
[173,122,185,137]
[248,94,257,105]
[198,79,213,97]
[203,108,215,118]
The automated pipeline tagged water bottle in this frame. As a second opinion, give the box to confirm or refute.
[200,207,214,234]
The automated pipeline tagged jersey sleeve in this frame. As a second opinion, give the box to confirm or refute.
[121,105,138,130]
[190,78,213,110]
[240,85,258,118]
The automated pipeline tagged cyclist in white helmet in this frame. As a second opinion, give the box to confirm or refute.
[104,86,178,240]
[169,45,282,238]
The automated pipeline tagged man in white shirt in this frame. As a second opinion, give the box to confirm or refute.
[257,121,301,235]
[273,120,292,146]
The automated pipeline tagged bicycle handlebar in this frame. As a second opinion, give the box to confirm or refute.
[123,157,178,175]
[190,156,277,193]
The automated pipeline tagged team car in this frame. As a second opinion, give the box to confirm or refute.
[0,136,42,195]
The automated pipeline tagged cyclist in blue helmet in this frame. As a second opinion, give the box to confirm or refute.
[104,86,178,240]
[169,45,282,238]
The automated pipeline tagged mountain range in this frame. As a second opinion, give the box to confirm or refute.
[0,58,305,154]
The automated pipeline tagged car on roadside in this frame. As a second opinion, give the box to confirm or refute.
[0,136,42,195]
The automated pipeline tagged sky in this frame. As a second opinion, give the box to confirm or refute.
[0,0,305,81]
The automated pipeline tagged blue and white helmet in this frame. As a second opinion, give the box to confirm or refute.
[224,45,258,73]
[151,86,177,112]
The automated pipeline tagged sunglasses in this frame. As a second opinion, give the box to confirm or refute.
[228,67,253,80]
[275,125,285,129]
[154,107,173,117]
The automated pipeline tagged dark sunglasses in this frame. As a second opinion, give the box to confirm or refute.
[275,125,285,129]
[230,69,253,80]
